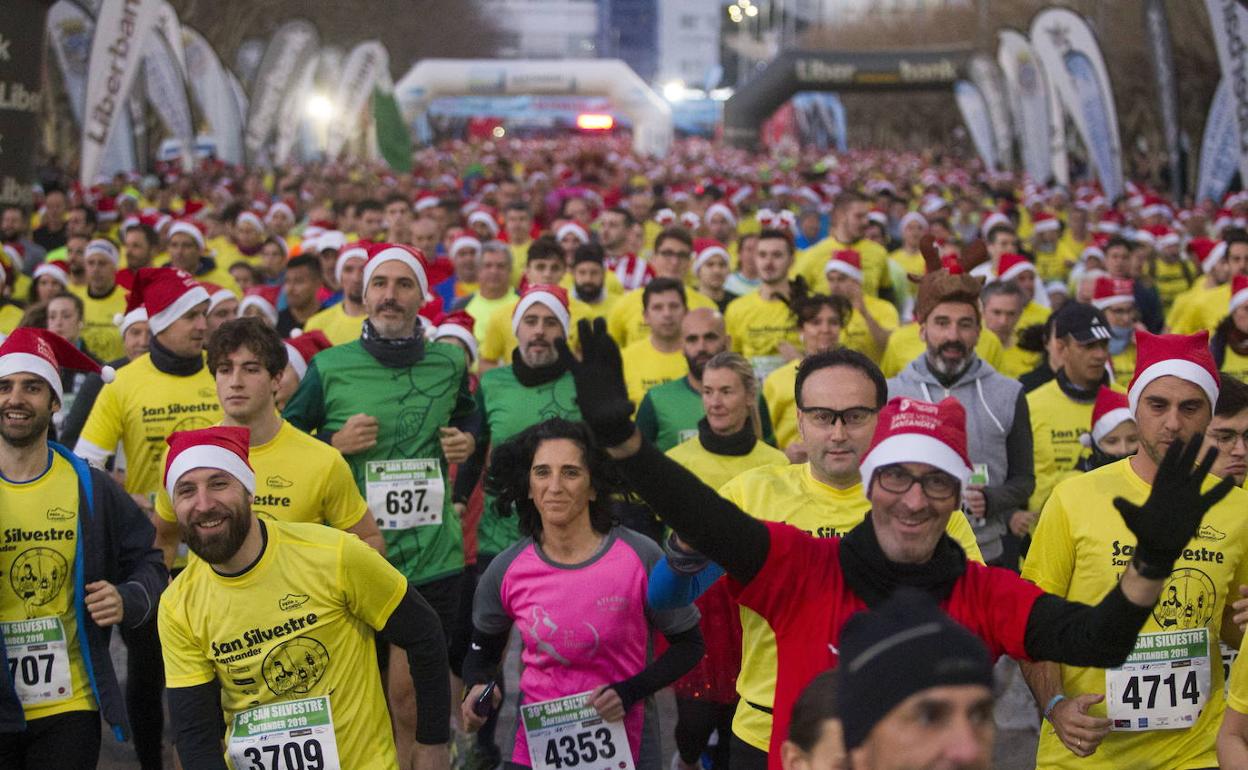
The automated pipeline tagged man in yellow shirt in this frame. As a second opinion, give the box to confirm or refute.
[621,277,690,406]
[982,280,1040,378]
[158,426,452,770]
[992,252,1051,330]
[823,249,899,363]
[608,227,717,347]
[792,191,891,300]
[0,328,165,767]
[76,267,221,503]
[1023,330,1247,770]
[151,317,384,566]
[1169,235,1245,334]
[164,221,241,297]
[1027,303,1120,510]
[304,243,369,345]
[725,229,802,381]
[658,348,982,770]
[566,243,618,319]
[69,239,126,362]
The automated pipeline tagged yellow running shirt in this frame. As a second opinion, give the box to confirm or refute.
[762,359,800,450]
[606,287,718,349]
[1026,379,1126,509]
[665,434,787,491]
[792,237,890,299]
[155,420,368,530]
[1023,460,1248,770]
[620,338,688,407]
[303,304,364,346]
[0,453,95,719]
[160,521,407,770]
[478,297,590,364]
[1223,347,1248,383]
[718,463,983,752]
[78,354,222,498]
[724,291,800,379]
[0,303,23,335]
[840,294,900,364]
[69,284,126,361]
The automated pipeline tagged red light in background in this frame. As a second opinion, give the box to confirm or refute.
[576,113,614,131]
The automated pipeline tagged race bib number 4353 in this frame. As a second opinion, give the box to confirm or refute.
[522,691,634,770]
[365,458,444,530]
[1106,628,1211,731]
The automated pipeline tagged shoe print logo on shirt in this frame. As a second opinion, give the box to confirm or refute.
[267,475,294,489]
[45,507,74,521]
[279,593,310,611]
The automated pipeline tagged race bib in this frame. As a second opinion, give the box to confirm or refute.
[750,354,785,384]
[1106,628,1211,731]
[676,429,698,445]
[2,617,73,705]
[523,691,635,770]
[365,459,444,530]
[228,696,341,770]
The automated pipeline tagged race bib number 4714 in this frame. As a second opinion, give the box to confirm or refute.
[522,691,634,770]
[1106,628,1211,731]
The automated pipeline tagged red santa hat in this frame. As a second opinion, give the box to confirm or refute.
[512,284,570,335]
[85,239,120,266]
[555,222,590,245]
[466,209,500,237]
[283,330,331,381]
[824,249,863,284]
[654,208,677,227]
[168,221,206,250]
[116,306,148,336]
[334,242,370,286]
[1091,276,1135,310]
[33,260,70,287]
[265,201,294,224]
[315,231,347,254]
[199,282,237,313]
[1197,240,1227,274]
[125,267,210,335]
[692,238,730,273]
[1127,330,1220,414]
[362,244,430,299]
[1231,274,1248,315]
[432,311,478,363]
[996,253,1036,283]
[414,192,441,212]
[235,211,265,233]
[680,211,701,230]
[238,286,280,326]
[164,425,255,499]
[450,231,483,256]
[0,327,114,402]
[860,396,973,490]
[705,201,737,227]
[1081,387,1133,448]
[899,211,928,231]
[1031,212,1060,234]
[980,211,1012,237]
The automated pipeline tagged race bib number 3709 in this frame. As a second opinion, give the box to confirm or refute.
[228,696,341,770]
[522,691,634,770]
[1106,628,1212,731]
[365,458,445,530]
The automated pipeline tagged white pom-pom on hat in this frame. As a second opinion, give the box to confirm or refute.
[100,365,116,384]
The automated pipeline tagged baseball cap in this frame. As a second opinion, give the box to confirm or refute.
[1052,302,1110,344]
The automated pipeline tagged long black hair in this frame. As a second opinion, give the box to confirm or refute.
[485,418,620,539]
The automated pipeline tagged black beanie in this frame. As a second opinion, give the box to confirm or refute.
[836,588,993,750]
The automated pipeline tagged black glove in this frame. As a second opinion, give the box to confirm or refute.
[554,318,636,447]
[1113,436,1236,579]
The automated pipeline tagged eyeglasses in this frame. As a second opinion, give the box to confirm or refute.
[797,405,877,428]
[1208,429,1248,451]
[874,465,960,500]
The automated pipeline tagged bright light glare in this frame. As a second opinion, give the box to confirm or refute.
[745,5,758,16]
[728,5,743,22]
[492,126,506,138]
[663,80,685,102]
[305,93,334,122]
[576,113,614,131]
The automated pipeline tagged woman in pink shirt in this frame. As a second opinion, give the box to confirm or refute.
[461,419,704,769]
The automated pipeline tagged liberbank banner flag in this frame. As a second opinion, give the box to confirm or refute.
[81,0,160,185]
[1030,7,1121,199]
[969,55,1014,171]
[1198,79,1239,203]
[183,27,244,165]
[245,19,319,164]
[1,0,52,206]
[954,80,998,171]
[998,30,1054,184]
[1203,0,1248,192]
[1144,0,1182,200]
[326,41,390,159]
